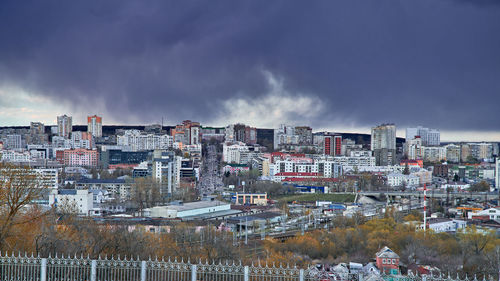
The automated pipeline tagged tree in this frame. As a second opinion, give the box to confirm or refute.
[470,181,490,192]
[0,163,48,250]
[131,177,161,214]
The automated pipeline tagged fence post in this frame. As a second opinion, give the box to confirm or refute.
[191,264,197,281]
[141,261,147,281]
[244,266,249,281]
[40,258,47,281]
[91,260,97,281]
[299,269,304,281]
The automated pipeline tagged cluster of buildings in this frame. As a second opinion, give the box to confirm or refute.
[2,116,500,217]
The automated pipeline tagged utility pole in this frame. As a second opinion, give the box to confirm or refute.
[245,217,248,245]
[424,184,427,235]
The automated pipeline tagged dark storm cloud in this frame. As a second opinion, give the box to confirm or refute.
[0,0,499,130]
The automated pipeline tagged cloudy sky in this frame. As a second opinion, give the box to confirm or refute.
[0,0,499,141]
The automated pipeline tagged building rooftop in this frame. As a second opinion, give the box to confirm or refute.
[376,246,399,259]
[166,200,229,212]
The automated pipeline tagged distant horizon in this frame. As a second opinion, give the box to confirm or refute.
[1,122,498,143]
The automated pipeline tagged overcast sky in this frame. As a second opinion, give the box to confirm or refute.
[0,0,499,141]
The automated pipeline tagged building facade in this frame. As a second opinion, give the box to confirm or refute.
[57,115,73,138]
[371,124,396,166]
[87,115,102,137]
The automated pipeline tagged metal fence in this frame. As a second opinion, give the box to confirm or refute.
[0,252,494,281]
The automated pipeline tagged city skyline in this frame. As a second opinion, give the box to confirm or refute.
[1,1,499,142]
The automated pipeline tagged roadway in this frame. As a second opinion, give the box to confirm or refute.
[336,190,498,200]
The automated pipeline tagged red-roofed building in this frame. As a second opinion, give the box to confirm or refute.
[400,159,423,168]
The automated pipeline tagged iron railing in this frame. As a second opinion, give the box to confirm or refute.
[0,252,496,281]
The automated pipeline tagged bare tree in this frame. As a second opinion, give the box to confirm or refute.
[0,163,48,250]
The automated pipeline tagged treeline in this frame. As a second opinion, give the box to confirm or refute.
[263,213,500,277]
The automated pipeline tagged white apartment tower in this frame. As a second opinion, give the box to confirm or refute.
[87,115,102,137]
[406,126,440,146]
[57,115,73,138]
[371,124,396,166]
[496,157,500,188]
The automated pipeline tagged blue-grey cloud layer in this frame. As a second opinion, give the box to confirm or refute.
[0,0,499,130]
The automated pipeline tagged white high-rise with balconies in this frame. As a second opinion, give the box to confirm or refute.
[406,126,440,146]
[57,115,72,138]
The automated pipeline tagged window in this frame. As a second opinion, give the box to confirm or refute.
[392,259,395,264]
[382,259,386,264]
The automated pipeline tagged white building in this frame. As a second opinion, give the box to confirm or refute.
[87,115,102,138]
[152,150,176,195]
[49,189,93,216]
[144,200,231,219]
[416,219,466,233]
[57,115,73,138]
[387,173,419,187]
[1,150,32,162]
[423,146,447,162]
[6,135,23,150]
[496,157,500,188]
[445,144,461,163]
[269,158,342,179]
[332,155,376,169]
[469,208,500,220]
[222,142,249,163]
[274,124,300,150]
[34,168,59,189]
[117,130,173,151]
[406,126,440,146]
[71,131,93,149]
[404,137,423,160]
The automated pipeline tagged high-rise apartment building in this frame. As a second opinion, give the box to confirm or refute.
[406,126,440,146]
[496,157,500,188]
[6,134,22,150]
[324,134,342,156]
[57,115,72,138]
[87,115,102,137]
[30,122,45,135]
[171,120,201,145]
[371,124,396,166]
[404,136,422,160]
